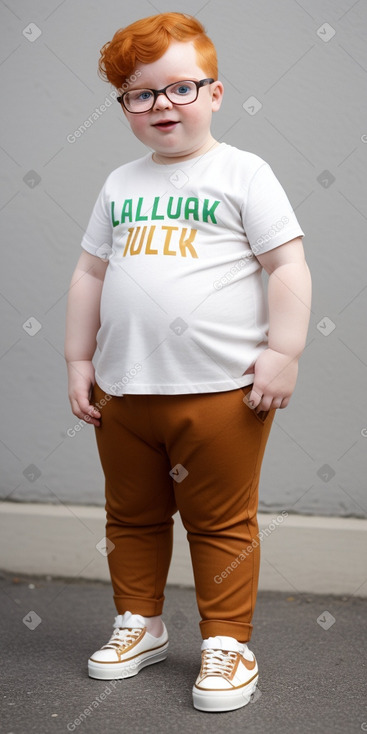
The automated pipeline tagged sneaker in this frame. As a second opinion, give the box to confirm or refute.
[88,611,169,680]
[192,636,258,712]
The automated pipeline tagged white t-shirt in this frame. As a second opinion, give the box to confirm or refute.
[80,142,304,395]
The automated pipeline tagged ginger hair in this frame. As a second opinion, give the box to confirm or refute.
[98,12,218,90]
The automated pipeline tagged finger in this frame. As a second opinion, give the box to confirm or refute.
[79,397,102,419]
[271,397,284,410]
[248,386,262,409]
[70,398,101,425]
[259,395,286,412]
[80,405,102,427]
[254,391,272,412]
[255,399,271,413]
[279,396,290,409]
[268,396,291,411]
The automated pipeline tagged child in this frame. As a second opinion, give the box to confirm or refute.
[64,12,311,713]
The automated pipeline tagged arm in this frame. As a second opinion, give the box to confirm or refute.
[248,237,312,412]
[64,250,109,426]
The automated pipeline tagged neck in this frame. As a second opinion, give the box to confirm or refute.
[152,138,220,165]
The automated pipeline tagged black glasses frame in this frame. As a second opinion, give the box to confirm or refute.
[117,78,215,113]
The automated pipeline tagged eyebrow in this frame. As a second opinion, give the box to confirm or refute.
[126,77,201,90]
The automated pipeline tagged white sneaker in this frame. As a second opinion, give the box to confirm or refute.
[88,611,169,680]
[192,636,258,712]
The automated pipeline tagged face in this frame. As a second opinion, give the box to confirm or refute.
[122,41,224,163]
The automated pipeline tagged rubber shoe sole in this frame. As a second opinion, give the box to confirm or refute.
[192,673,258,712]
[88,640,169,680]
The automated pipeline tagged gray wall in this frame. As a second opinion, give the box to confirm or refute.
[1,0,366,516]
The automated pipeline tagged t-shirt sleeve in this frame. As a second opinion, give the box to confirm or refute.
[242,162,305,255]
[80,180,113,260]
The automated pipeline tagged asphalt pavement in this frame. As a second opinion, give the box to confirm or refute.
[1,571,366,734]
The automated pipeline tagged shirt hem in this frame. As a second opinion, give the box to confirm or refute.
[95,373,255,396]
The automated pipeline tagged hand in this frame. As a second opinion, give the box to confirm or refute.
[66,360,102,427]
[248,348,299,412]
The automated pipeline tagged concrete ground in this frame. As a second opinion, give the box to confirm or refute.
[1,571,366,734]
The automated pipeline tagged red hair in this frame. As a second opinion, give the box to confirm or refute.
[98,12,217,90]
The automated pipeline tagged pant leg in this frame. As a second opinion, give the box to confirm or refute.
[90,381,177,616]
[148,385,275,643]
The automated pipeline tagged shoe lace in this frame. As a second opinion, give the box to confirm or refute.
[201,649,238,677]
[101,627,143,652]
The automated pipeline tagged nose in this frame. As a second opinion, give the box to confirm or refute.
[153,92,173,111]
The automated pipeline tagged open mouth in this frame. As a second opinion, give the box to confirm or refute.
[153,121,179,130]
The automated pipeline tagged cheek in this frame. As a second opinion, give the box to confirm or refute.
[188,109,210,131]
[127,115,150,138]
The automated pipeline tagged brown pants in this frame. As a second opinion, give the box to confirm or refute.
[91,381,275,642]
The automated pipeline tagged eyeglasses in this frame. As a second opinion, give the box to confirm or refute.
[117,78,215,114]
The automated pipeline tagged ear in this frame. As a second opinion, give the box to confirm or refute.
[211,80,224,112]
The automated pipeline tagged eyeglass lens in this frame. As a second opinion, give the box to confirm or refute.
[124,81,198,112]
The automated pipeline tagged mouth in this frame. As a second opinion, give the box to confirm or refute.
[152,120,179,131]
